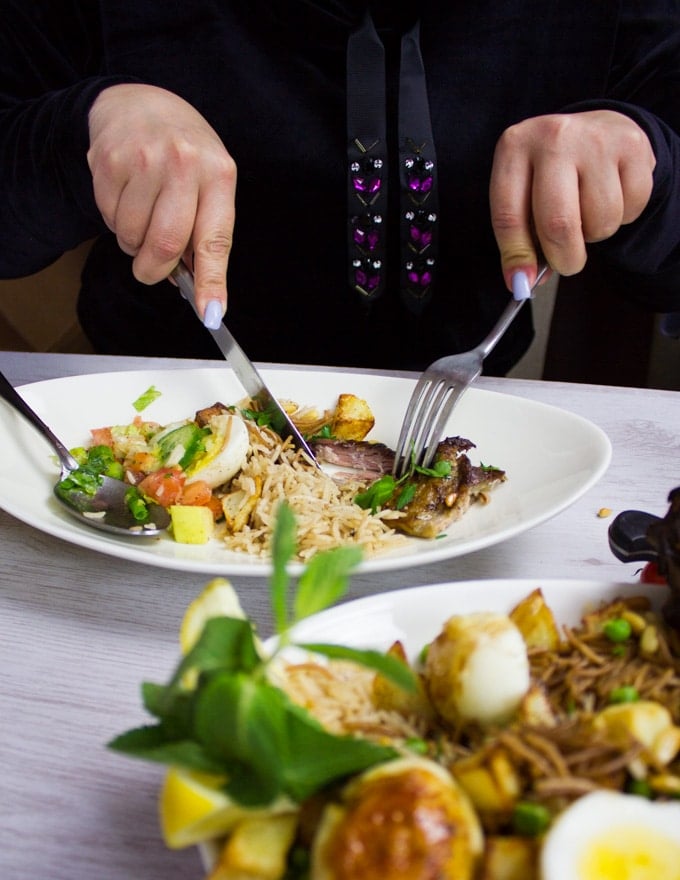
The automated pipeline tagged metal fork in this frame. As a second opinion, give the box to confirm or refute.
[393,266,548,476]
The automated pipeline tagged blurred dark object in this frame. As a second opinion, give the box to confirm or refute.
[647,487,680,628]
[609,488,680,629]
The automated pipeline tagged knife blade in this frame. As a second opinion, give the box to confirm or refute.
[171,262,318,464]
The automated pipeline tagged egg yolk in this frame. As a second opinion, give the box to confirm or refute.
[580,824,680,879]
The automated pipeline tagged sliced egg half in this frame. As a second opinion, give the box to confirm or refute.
[540,790,680,880]
[311,756,483,880]
[425,611,530,727]
[184,413,249,489]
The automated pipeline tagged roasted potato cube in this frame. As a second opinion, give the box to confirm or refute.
[169,505,215,544]
[477,835,538,880]
[452,748,521,817]
[509,589,561,651]
[372,640,435,723]
[517,683,557,728]
[209,813,298,880]
[331,393,375,441]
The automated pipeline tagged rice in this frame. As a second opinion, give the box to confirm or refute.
[278,658,425,742]
[217,420,407,562]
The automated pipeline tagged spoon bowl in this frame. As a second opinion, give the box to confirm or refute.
[0,370,170,537]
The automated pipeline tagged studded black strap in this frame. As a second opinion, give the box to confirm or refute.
[346,13,438,312]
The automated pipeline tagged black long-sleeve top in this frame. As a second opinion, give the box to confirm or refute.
[1,1,680,372]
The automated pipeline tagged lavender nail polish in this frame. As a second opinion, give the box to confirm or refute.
[511,271,532,301]
[203,299,224,329]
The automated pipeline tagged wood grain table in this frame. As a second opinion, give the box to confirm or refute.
[1,352,678,880]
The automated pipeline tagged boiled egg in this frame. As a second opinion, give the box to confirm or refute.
[540,790,680,880]
[311,756,483,880]
[184,412,249,489]
[424,611,530,727]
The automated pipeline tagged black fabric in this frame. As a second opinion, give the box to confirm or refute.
[1,1,680,373]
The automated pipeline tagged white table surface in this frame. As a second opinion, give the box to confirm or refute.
[1,351,678,880]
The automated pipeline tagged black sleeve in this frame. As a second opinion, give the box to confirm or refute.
[0,1,139,277]
[560,1,680,311]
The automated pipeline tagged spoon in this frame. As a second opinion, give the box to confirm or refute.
[0,370,170,536]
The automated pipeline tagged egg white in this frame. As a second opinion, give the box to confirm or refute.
[540,790,680,880]
[425,611,530,727]
[184,413,249,489]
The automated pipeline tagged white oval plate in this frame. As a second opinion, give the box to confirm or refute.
[198,576,655,870]
[0,367,611,575]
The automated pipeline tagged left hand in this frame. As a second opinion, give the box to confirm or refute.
[489,110,656,291]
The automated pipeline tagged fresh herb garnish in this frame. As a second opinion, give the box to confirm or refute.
[55,444,125,499]
[354,450,452,513]
[132,385,162,412]
[55,444,153,522]
[108,502,417,806]
[240,401,288,436]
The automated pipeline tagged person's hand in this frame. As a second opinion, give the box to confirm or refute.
[489,110,656,292]
[87,83,236,325]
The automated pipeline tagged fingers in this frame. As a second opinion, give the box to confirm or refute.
[490,111,655,290]
[187,168,236,322]
[489,130,541,291]
[87,84,237,320]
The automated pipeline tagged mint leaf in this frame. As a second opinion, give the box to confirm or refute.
[270,502,297,635]
[300,643,418,692]
[294,545,362,621]
[354,474,397,512]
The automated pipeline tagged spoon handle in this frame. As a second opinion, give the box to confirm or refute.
[0,370,79,473]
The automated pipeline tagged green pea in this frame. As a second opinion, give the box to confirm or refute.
[626,778,652,798]
[603,618,632,643]
[404,737,429,755]
[512,801,551,836]
[609,685,639,704]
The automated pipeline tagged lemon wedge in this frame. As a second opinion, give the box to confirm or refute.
[179,577,245,655]
[160,767,295,849]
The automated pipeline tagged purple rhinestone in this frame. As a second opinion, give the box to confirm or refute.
[353,228,367,246]
[409,226,433,247]
[366,230,379,250]
[355,269,368,287]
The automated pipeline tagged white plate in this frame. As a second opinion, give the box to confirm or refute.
[0,367,611,575]
[283,577,655,657]
[197,576,654,871]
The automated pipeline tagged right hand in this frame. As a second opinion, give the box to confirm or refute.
[87,83,236,321]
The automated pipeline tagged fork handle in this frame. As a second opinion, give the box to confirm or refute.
[477,265,548,359]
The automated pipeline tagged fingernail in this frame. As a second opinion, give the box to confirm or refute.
[511,270,532,301]
[203,299,224,329]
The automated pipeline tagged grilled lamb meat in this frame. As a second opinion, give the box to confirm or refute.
[310,438,394,476]
[385,436,506,539]
[194,401,230,427]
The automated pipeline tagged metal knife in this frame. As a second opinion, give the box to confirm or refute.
[171,262,318,464]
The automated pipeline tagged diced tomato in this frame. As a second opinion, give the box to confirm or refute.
[206,494,224,521]
[640,561,667,585]
[178,480,223,521]
[90,426,114,447]
[179,480,213,507]
[138,468,185,507]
